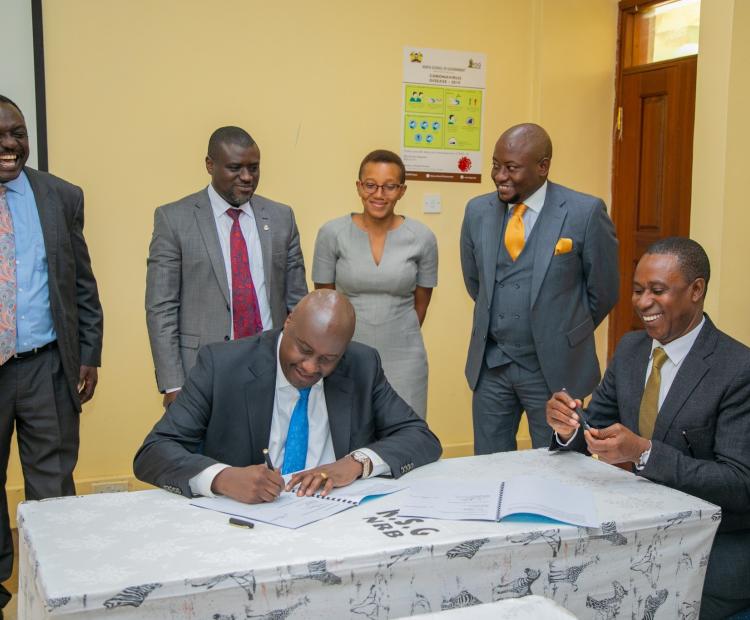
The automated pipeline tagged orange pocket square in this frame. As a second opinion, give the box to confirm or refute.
[554,238,573,255]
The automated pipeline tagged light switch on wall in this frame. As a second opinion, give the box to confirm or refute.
[423,193,441,213]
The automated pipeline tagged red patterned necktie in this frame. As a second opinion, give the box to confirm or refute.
[0,185,16,364]
[226,208,263,338]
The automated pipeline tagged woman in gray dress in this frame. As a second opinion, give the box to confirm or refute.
[312,150,438,418]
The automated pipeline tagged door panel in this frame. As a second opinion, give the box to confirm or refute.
[609,56,697,352]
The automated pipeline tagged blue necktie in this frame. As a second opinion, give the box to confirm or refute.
[282,387,311,475]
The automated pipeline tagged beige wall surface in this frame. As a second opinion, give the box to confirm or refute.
[6,0,618,508]
[692,0,750,346]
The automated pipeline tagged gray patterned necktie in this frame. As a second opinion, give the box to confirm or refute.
[0,185,16,365]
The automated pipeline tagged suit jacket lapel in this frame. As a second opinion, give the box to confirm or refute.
[530,184,566,308]
[244,333,279,461]
[25,168,58,281]
[250,198,272,293]
[194,191,230,306]
[481,194,504,299]
[653,319,715,440]
[323,363,353,459]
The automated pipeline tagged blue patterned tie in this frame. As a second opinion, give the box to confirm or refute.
[282,387,312,474]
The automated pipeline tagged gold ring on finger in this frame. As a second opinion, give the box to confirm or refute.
[319,472,328,480]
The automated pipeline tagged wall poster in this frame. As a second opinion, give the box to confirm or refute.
[402,47,486,183]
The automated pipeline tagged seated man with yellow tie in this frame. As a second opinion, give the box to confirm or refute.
[134,290,442,503]
[547,237,750,620]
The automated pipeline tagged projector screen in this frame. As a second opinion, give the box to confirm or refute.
[1,0,46,170]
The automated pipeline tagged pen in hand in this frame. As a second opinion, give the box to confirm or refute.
[263,448,274,471]
[561,387,592,431]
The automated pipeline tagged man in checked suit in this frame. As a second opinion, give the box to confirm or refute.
[146,126,308,407]
[547,238,750,619]
[0,95,103,614]
[460,123,619,453]
[134,290,441,502]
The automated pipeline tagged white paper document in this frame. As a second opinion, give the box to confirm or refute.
[191,478,405,529]
[399,475,599,527]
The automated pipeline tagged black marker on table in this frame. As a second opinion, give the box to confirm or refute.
[263,448,274,470]
[561,387,592,431]
[228,517,255,529]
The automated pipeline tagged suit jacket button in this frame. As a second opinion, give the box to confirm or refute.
[224,335,230,341]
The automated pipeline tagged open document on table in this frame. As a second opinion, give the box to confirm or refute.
[398,475,599,527]
[190,478,405,529]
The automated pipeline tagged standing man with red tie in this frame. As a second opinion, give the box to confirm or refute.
[146,127,307,406]
[1,95,103,615]
[460,123,619,453]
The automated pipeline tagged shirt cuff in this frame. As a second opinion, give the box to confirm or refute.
[188,463,230,497]
[555,428,579,447]
[635,441,652,471]
[358,448,390,478]
[164,387,181,394]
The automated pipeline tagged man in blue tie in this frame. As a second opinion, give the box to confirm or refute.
[134,290,442,503]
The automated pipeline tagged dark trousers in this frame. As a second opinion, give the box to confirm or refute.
[701,530,750,620]
[0,346,79,608]
[472,361,552,453]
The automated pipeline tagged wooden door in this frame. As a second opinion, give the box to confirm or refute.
[608,55,697,354]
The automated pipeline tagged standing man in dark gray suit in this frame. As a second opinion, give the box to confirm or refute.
[460,123,618,453]
[548,238,750,619]
[0,95,103,613]
[134,290,441,502]
[146,126,308,407]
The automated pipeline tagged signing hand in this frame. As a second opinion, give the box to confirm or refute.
[546,391,583,442]
[211,465,284,504]
[286,456,363,497]
[584,424,650,465]
[78,365,99,404]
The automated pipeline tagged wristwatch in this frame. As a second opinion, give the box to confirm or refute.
[349,451,373,478]
[636,441,652,471]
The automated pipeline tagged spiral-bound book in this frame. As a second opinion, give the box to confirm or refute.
[191,478,405,529]
[398,475,599,527]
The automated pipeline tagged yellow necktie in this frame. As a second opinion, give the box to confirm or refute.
[639,347,669,439]
[504,203,528,261]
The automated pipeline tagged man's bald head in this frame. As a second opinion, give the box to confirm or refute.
[492,123,553,204]
[290,290,356,342]
[498,123,553,162]
[279,291,356,388]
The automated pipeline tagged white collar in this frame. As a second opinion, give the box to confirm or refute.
[207,183,253,219]
[509,180,547,214]
[651,315,706,367]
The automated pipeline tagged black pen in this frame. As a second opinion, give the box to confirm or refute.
[681,431,695,458]
[263,448,274,470]
[561,387,592,431]
[228,516,255,529]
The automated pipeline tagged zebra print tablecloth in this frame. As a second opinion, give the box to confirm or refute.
[17,450,719,619]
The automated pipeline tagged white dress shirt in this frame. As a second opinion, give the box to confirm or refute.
[556,316,706,455]
[207,184,272,334]
[508,181,547,239]
[189,335,388,497]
